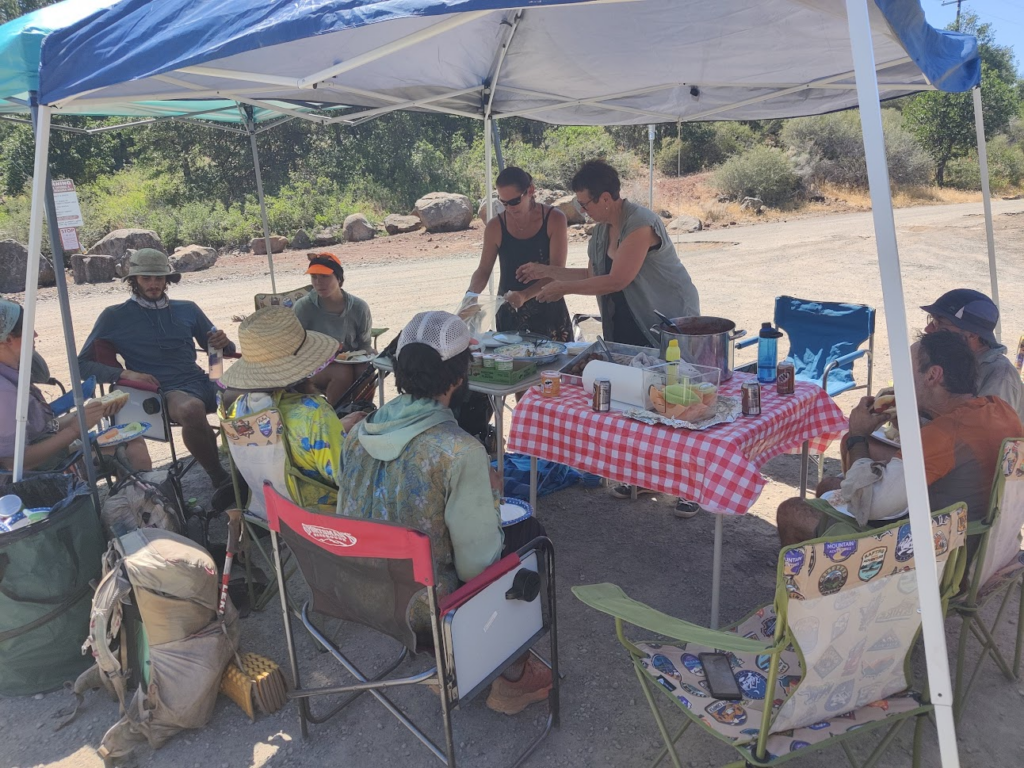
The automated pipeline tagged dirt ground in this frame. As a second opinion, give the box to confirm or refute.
[3,198,1024,767]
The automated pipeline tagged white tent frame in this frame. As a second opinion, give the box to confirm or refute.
[15,3,1003,763]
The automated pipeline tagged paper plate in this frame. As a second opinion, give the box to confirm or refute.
[95,421,150,447]
[820,489,905,522]
[334,352,376,365]
[871,427,900,448]
[493,333,523,345]
[499,497,533,527]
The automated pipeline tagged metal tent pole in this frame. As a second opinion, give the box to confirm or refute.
[484,115,495,295]
[973,87,1000,341]
[648,124,656,209]
[845,1,960,765]
[244,106,277,294]
[492,119,505,172]
[29,96,101,507]
[13,104,52,482]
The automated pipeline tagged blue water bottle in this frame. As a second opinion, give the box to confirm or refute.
[757,322,783,384]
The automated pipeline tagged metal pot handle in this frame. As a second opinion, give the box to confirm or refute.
[649,325,664,341]
[729,330,747,341]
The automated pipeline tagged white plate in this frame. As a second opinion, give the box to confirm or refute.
[476,332,502,349]
[493,333,523,345]
[95,421,150,447]
[871,428,900,448]
[334,352,376,364]
[820,489,906,521]
[499,498,533,527]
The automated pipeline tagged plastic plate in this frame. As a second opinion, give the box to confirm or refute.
[499,497,533,527]
[95,421,151,447]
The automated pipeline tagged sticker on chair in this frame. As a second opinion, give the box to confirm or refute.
[301,523,357,548]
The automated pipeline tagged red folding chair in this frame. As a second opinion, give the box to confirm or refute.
[263,484,560,766]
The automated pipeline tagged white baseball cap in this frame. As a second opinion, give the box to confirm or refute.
[397,311,471,361]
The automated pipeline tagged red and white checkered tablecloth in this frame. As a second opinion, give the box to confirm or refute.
[507,371,848,515]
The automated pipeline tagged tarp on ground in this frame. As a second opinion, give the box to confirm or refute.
[38,0,979,124]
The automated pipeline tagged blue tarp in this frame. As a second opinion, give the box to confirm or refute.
[37,0,980,125]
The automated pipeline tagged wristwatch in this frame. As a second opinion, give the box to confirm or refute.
[845,434,869,452]
[47,417,60,434]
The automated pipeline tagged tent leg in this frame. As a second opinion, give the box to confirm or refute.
[29,95,101,509]
[246,112,277,294]
[973,87,1000,342]
[13,103,52,482]
[492,119,505,173]
[648,125,656,209]
[485,116,494,295]
[844,1,960,766]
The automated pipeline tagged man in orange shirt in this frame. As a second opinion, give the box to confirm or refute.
[777,330,1023,547]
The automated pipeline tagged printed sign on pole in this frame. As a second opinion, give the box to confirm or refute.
[59,227,81,252]
[51,179,84,228]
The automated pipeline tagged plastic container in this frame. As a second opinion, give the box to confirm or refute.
[757,322,783,384]
[643,361,720,422]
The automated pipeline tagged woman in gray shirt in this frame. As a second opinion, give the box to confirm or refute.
[518,160,699,347]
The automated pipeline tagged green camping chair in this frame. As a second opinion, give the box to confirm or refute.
[574,504,968,767]
[952,437,1024,721]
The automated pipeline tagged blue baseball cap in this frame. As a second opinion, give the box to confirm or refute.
[921,289,999,347]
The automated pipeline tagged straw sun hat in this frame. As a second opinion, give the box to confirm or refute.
[221,306,339,390]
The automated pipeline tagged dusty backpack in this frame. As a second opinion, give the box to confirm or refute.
[58,529,238,764]
[100,472,184,538]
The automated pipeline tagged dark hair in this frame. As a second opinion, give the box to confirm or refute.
[127,275,170,297]
[495,166,532,193]
[917,330,978,396]
[8,305,23,338]
[395,344,470,400]
[571,160,621,201]
[307,253,344,283]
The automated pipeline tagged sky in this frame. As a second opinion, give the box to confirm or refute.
[923,0,1024,73]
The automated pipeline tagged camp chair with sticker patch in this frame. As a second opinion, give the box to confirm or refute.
[951,437,1024,721]
[263,484,560,766]
[574,504,968,768]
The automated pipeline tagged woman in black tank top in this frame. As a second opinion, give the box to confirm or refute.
[467,167,572,342]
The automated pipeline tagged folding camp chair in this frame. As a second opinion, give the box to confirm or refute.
[253,285,390,351]
[952,438,1024,721]
[263,484,560,766]
[574,504,968,768]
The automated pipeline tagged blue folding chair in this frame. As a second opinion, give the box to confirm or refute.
[738,295,875,397]
[48,376,97,417]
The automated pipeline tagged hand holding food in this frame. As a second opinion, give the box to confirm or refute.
[515,262,550,283]
[870,388,896,415]
[504,290,526,310]
[535,281,566,304]
[850,395,890,436]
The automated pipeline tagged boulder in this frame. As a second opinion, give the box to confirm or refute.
[583,223,598,237]
[413,192,474,233]
[659,209,673,219]
[666,215,703,234]
[0,240,56,292]
[113,249,135,279]
[70,254,116,285]
[250,235,289,255]
[477,193,505,223]
[86,228,164,261]
[553,195,585,226]
[170,244,218,273]
[343,214,375,243]
[312,226,343,247]
[291,229,312,250]
[534,188,567,205]
[384,214,423,235]
[740,196,764,213]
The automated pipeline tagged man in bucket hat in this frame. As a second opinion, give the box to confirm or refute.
[922,288,1023,420]
[79,249,235,490]
[336,311,552,715]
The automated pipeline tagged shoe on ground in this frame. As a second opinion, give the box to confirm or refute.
[486,657,553,715]
[609,484,657,500]
[673,499,702,519]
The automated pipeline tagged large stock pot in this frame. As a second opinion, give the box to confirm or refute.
[649,316,746,381]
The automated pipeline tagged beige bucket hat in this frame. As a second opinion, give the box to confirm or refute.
[122,248,181,283]
[220,307,339,390]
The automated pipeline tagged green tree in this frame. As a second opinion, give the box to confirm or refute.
[902,14,1019,185]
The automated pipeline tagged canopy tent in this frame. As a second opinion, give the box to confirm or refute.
[19,1,991,764]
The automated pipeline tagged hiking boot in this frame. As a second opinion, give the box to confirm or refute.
[486,657,553,715]
[673,499,702,519]
[609,484,657,500]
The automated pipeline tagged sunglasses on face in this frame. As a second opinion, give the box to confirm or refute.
[577,193,600,211]
[499,194,524,207]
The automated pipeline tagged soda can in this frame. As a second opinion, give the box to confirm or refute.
[776,361,795,395]
[742,381,761,416]
[593,378,612,412]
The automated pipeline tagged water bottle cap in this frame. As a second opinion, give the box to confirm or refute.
[668,339,679,347]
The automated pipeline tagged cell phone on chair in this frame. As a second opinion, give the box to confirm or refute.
[699,652,743,700]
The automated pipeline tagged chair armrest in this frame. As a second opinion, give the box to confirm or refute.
[824,348,868,373]
[439,552,522,614]
[573,583,773,653]
[966,520,990,537]
[115,378,160,393]
[735,337,758,350]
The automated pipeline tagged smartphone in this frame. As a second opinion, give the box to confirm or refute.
[699,652,743,701]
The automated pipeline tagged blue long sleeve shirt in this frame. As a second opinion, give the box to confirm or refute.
[78,299,234,391]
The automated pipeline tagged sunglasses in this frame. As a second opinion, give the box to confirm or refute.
[577,193,600,211]
[499,194,523,207]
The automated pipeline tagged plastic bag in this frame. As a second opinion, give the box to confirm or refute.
[454,292,506,338]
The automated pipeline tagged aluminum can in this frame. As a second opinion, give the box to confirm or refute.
[593,378,612,412]
[776,361,795,395]
[741,381,761,416]
[540,370,561,397]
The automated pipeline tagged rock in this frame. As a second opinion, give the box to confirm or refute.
[740,196,764,213]
[291,229,312,250]
[413,192,474,233]
[583,222,598,236]
[250,235,289,255]
[70,254,116,284]
[553,195,585,226]
[477,193,505,223]
[86,228,164,262]
[534,188,567,205]
[170,244,218,273]
[666,215,703,234]
[659,209,673,219]
[343,213,375,243]
[312,226,343,247]
[0,239,57,291]
[384,214,423,235]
